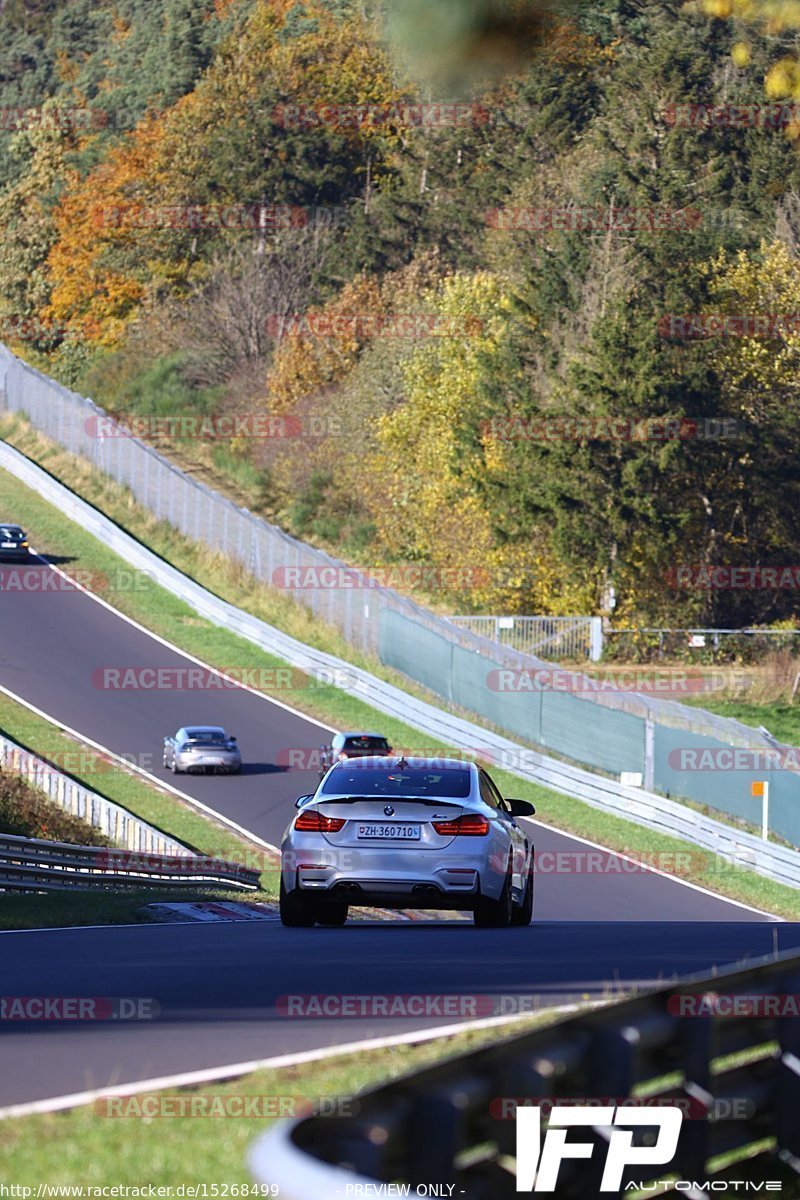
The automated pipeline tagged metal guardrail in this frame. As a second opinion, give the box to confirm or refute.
[0,831,260,892]
[448,615,604,661]
[250,949,800,1198]
[1,441,799,891]
[0,731,189,856]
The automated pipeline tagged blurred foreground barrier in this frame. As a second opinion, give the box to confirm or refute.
[250,949,800,1198]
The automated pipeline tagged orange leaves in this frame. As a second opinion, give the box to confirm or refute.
[45,119,168,342]
[267,274,385,412]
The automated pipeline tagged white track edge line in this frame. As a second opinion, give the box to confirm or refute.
[524,816,783,921]
[0,1003,601,1120]
[29,548,337,735]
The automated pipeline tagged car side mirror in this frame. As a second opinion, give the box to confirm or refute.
[229,735,237,741]
[507,798,536,817]
[295,794,313,808]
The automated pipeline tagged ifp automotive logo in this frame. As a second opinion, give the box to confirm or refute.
[516,1105,682,1191]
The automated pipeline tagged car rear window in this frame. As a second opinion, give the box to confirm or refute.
[185,731,227,744]
[343,736,390,753]
[321,765,471,797]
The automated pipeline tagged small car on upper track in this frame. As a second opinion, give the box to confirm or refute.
[162,725,242,775]
[280,755,535,928]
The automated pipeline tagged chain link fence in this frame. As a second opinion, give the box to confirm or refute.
[3,343,800,843]
[448,615,603,661]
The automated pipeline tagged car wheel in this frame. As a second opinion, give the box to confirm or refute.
[510,862,534,927]
[279,878,316,928]
[473,865,513,928]
[230,765,242,775]
[314,904,348,927]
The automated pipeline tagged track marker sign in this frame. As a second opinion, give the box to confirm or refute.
[515,1105,683,1191]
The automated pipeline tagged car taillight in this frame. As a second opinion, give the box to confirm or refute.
[295,810,346,833]
[431,814,490,837]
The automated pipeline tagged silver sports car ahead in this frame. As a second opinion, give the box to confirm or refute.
[279,755,535,928]
[162,725,242,775]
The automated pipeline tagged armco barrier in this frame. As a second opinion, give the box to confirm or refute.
[250,949,800,1198]
[0,831,260,892]
[0,730,189,856]
[1,442,799,892]
[1,342,796,833]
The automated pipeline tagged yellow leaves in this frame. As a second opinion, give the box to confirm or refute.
[766,57,800,96]
[731,41,752,66]
[703,0,734,17]
[700,0,800,35]
[699,239,800,400]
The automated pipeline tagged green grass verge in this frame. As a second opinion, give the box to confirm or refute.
[683,696,800,745]
[1,419,799,918]
[0,1009,566,1181]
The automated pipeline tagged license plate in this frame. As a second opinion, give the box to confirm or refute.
[357,824,421,840]
[200,757,224,765]
[1,542,17,549]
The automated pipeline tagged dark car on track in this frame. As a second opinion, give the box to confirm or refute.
[0,524,29,561]
[318,731,392,777]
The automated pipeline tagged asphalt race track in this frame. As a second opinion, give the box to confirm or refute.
[4,919,800,1108]
[2,556,798,1109]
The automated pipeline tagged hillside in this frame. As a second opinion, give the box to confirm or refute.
[1,0,800,627]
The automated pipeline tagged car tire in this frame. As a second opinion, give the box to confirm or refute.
[279,878,316,927]
[473,864,513,928]
[230,765,242,775]
[314,904,348,927]
[510,862,534,926]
